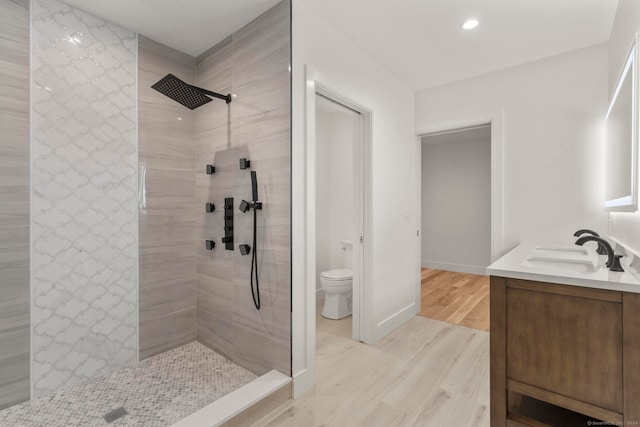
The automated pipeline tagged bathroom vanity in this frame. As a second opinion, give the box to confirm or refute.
[488,242,640,426]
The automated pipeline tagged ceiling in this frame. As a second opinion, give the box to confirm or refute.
[303,0,618,90]
[61,0,280,57]
[61,0,618,90]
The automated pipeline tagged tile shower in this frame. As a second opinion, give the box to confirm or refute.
[0,0,291,424]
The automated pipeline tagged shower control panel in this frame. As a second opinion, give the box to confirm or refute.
[223,197,234,250]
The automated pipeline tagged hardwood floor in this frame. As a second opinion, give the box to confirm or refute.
[262,314,489,426]
[419,268,490,332]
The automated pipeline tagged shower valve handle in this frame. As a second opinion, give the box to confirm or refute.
[239,158,251,169]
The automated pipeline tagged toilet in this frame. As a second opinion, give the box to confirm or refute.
[320,240,353,319]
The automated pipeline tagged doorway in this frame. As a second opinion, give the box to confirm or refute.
[292,70,374,397]
[421,125,491,274]
[417,123,496,332]
[314,92,365,341]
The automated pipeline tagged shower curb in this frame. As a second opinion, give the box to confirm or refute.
[169,370,291,427]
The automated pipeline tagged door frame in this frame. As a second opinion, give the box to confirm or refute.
[293,65,373,396]
[313,85,369,343]
[415,112,505,291]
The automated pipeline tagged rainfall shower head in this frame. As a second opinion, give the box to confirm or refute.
[151,74,232,109]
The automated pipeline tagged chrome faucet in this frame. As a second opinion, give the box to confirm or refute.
[574,235,624,272]
[573,229,606,255]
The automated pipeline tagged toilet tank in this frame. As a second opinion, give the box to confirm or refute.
[340,240,353,269]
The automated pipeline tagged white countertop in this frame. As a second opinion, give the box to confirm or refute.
[487,241,640,293]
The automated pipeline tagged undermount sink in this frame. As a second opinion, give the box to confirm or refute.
[522,246,600,274]
[523,256,599,274]
[533,246,589,255]
[487,241,640,293]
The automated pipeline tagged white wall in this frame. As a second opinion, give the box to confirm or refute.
[416,44,609,253]
[292,0,416,395]
[607,0,640,256]
[315,108,332,294]
[327,110,355,268]
[315,102,357,294]
[421,126,491,274]
[609,0,640,91]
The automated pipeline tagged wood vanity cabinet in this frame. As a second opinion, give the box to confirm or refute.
[490,276,640,427]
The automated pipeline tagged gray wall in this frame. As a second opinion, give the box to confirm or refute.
[421,126,491,274]
[138,37,197,360]
[195,0,291,376]
[0,0,29,410]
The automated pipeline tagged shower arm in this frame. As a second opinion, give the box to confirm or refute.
[191,85,232,104]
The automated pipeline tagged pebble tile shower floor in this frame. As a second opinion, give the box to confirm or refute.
[0,342,257,426]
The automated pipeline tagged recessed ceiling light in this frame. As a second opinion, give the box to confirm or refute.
[462,19,479,30]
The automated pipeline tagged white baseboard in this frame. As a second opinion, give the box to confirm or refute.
[372,302,416,343]
[421,260,487,276]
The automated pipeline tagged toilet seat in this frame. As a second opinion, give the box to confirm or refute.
[320,268,352,281]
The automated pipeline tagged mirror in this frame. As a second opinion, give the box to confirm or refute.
[604,35,638,211]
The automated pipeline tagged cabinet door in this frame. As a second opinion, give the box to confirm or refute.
[506,282,623,413]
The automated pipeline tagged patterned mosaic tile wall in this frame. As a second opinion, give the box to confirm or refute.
[30,0,138,397]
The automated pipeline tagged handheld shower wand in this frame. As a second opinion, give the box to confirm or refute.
[251,171,258,203]
[239,172,262,212]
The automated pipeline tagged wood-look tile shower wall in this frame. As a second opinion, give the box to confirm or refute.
[138,1,291,375]
[195,0,291,375]
[0,0,29,410]
[138,37,197,360]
